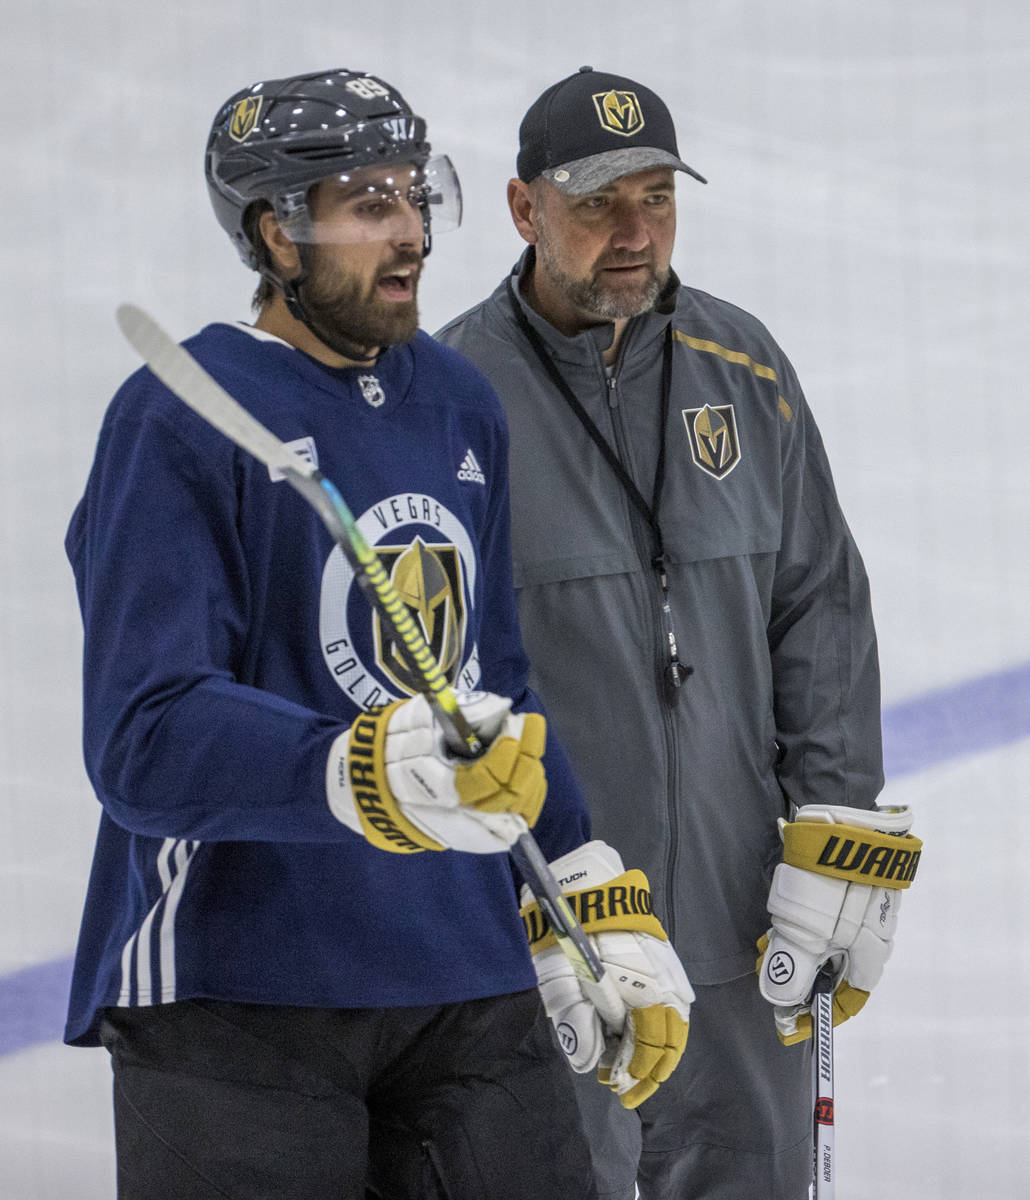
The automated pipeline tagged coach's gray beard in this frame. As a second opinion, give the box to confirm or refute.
[535,237,667,322]
[578,269,664,321]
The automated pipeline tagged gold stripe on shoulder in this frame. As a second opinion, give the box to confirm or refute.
[672,329,792,422]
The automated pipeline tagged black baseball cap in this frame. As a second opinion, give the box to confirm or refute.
[516,66,707,194]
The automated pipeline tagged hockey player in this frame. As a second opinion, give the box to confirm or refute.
[436,67,922,1199]
[64,69,694,1199]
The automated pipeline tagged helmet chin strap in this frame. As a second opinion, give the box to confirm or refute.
[274,246,382,367]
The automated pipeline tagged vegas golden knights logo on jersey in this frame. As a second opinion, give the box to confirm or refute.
[320,493,481,709]
[373,538,465,694]
[682,404,742,479]
[593,89,645,137]
[229,96,263,142]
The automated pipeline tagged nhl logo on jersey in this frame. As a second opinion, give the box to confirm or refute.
[358,374,386,408]
[681,403,741,479]
[228,96,263,142]
[593,89,645,137]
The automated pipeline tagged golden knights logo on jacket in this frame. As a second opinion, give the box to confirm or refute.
[682,403,742,479]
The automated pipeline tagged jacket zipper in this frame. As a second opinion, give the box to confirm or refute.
[603,342,682,941]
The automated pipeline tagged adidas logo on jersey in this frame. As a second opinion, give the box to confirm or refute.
[457,449,485,485]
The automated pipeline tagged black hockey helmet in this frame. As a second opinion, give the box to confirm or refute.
[205,68,460,266]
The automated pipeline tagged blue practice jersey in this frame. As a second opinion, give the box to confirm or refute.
[64,322,590,1047]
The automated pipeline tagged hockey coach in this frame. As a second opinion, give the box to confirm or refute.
[438,66,923,1199]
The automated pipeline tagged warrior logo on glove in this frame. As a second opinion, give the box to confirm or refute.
[806,826,920,885]
[522,873,657,949]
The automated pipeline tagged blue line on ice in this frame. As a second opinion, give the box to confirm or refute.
[3,659,1029,1057]
[0,956,74,1057]
[880,660,1030,778]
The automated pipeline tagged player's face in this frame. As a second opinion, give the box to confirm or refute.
[530,168,677,330]
[298,170,425,351]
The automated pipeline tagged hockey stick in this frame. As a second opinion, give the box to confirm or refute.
[115,303,626,1027]
[811,969,836,1199]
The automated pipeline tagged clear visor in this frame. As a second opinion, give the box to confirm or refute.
[273,155,462,246]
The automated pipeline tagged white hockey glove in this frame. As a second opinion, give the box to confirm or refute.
[326,692,547,854]
[520,841,694,1109]
[757,804,922,1045]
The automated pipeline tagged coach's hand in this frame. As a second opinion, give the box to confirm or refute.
[326,692,547,853]
[757,804,922,1044]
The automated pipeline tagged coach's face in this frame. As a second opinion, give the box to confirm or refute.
[508,166,677,336]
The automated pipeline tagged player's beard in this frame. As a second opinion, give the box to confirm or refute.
[535,215,668,322]
[298,244,422,359]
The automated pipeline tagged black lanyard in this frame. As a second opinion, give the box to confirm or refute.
[505,276,691,701]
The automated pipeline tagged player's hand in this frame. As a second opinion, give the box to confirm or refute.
[757,804,922,1044]
[326,692,547,854]
[520,840,693,1109]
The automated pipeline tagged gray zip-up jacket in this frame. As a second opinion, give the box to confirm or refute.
[436,253,883,984]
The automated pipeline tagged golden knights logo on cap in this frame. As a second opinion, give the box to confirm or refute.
[229,96,263,142]
[593,89,645,137]
[682,404,742,479]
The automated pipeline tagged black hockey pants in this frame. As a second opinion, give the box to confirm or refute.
[100,988,597,1200]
